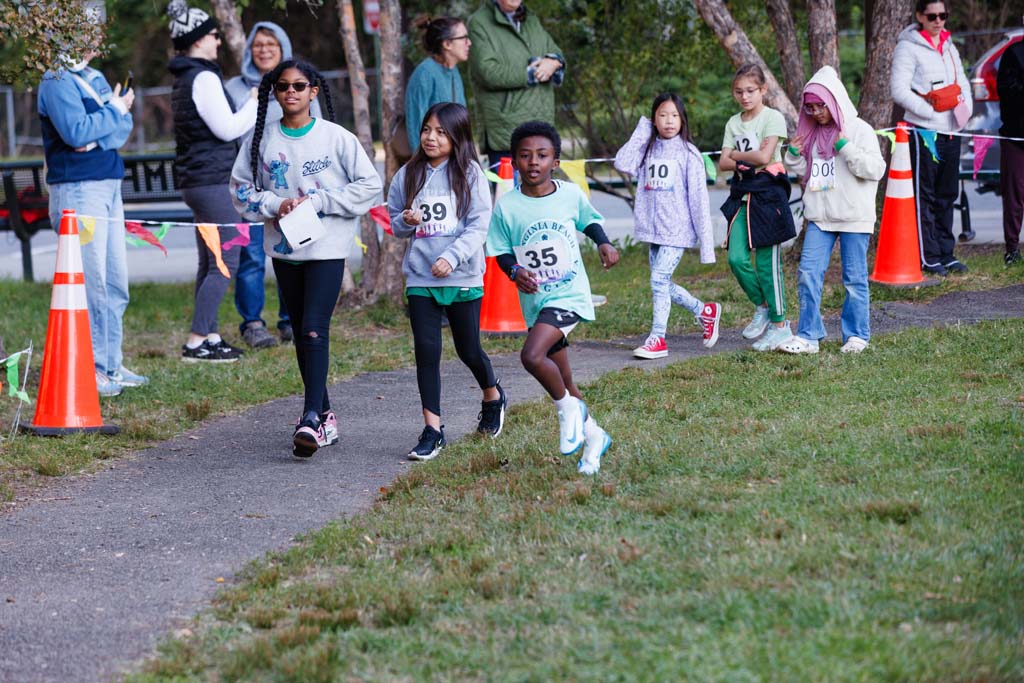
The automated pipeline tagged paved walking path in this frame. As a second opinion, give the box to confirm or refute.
[1,285,1022,683]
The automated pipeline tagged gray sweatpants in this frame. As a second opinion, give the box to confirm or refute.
[182,184,242,336]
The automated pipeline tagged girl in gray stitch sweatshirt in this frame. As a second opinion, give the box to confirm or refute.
[386,102,505,462]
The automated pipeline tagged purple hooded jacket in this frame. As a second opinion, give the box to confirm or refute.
[614,116,715,262]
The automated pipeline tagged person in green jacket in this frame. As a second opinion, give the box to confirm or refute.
[467,0,565,167]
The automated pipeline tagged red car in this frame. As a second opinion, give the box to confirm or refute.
[964,28,1023,181]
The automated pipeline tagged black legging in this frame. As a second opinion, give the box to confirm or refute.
[408,295,496,416]
[272,258,345,416]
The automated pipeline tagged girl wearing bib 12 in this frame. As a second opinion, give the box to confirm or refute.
[231,60,382,457]
[614,93,721,359]
[389,102,505,462]
[719,64,793,352]
[779,67,886,355]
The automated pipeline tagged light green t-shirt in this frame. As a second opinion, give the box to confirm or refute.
[485,181,604,327]
[722,107,788,168]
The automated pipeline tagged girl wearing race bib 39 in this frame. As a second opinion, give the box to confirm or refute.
[614,93,722,360]
[719,64,794,352]
[487,121,619,476]
[778,67,886,355]
[388,102,506,462]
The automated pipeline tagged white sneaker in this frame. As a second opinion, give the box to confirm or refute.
[752,322,792,351]
[742,306,770,339]
[778,335,819,354]
[95,370,123,397]
[578,426,611,476]
[841,336,869,354]
[557,398,587,456]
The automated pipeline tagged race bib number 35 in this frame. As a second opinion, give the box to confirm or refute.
[415,195,457,238]
[807,157,836,192]
[643,159,676,191]
[513,237,573,285]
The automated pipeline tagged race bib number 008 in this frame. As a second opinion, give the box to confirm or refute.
[414,195,457,238]
[733,132,761,153]
[807,157,836,192]
[513,237,573,285]
[644,160,676,191]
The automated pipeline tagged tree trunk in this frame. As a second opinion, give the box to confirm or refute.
[208,0,245,74]
[807,0,840,75]
[765,0,806,106]
[860,0,912,128]
[336,0,381,301]
[371,0,407,305]
[692,0,799,130]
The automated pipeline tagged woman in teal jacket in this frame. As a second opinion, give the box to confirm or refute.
[405,16,471,154]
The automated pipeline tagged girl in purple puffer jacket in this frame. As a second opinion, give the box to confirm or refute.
[614,93,721,359]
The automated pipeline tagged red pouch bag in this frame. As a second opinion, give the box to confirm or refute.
[926,83,962,112]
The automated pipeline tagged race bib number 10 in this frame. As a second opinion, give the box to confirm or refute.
[513,237,573,285]
[414,195,458,238]
[644,159,676,191]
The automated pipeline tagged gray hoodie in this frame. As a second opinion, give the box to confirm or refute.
[224,22,322,122]
[387,159,492,289]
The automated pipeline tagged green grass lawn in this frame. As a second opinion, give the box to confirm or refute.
[123,318,1024,682]
[0,241,1019,504]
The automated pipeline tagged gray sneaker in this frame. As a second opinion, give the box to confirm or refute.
[242,321,278,349]
[95,370,123,397]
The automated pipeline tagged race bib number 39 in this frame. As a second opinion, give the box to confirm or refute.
[414,195,457,238]
[513,237,573,285]
[643,159,676,191]
[733,132,761,153]
[807,157,836,192]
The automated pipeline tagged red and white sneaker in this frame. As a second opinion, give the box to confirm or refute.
[699,302,722,348]
[633,335,667,359]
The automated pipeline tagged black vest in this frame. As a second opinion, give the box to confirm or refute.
[169,56,238,189]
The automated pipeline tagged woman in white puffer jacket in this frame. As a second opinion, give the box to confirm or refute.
[890,0,972,277]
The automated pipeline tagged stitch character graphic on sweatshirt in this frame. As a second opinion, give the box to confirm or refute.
[263,152,291,190]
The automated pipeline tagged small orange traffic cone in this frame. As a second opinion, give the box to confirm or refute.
[481,157,527,334]
[870,123,934,287]
[26,209,119,435]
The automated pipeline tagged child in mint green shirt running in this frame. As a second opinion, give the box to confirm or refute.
[487,121,619,476]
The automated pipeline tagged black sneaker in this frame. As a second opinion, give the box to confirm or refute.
[477,382,507,437]
[293,410,325,458]
[923,264,949,277]
[408,425,445,461]
[1005,250,1021,266]
[943,259,969,274]
[211,339,245,358]
[181,340,240,363]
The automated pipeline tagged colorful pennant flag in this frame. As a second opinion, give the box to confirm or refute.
[369,204,392,235]
[972,136,996,179]
[125,221,168,256]
[79,216,96,245]
[221,224,252,251]
[125,221,170,250]
[917,129,940,162]
[196,224,230,278]
[876,129,897,153]
[702,153,718,183]
[484,169,501,183]
[4,352,31,403]
[559,159,590,197]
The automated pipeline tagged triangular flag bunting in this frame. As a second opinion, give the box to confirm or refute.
[369,204,392,235]
[702,153,718,183]
[4,352,30,403]
[196,224,230,278]
[917,129,940,162]
[222,224,251,251]
[484,169,501,183]
[876,129,897,153]
[972,136,996,179]
[79,216,96,245]
[559,159,590,197]
[125,221,168,256]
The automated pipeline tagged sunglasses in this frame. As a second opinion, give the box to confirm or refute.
[274,81,312,93]
[924,12,948,21]
[210,30,222,39]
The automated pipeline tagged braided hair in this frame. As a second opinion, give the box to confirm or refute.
[250,59,336,191]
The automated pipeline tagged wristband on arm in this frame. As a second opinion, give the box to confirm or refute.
[582,223,610,246]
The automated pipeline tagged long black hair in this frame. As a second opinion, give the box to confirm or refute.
[402,102,479,220]
[250,59,336,191]
[642,93,694,167]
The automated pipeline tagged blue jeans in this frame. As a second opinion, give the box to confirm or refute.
[796,223,870,343]
[48,179,129,375]
[234,225,290,333]
[648,244,702,337]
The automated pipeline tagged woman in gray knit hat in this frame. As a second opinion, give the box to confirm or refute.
[167,0,257,363]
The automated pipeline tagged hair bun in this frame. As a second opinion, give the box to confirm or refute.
[413,14,433,31]
[166,0,188,19]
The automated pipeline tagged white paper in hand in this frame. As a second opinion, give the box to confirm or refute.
[278,198,326,251]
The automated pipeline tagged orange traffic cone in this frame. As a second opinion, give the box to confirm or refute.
[26,209,119,435]
[870,123,934,287]
[481,157,527,334]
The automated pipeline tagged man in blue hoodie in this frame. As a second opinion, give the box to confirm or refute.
[225,21,321,349]
[37,0,147,397]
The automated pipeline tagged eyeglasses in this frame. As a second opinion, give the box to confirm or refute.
[803,103,830,115]
[924,12,948,21]
[275,81,311,93]
[448,34,471,42]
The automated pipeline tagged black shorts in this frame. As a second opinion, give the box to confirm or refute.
[532,307,581,356]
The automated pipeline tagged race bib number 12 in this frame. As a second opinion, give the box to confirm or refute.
[733,131,761,153]
[513,237,573,285]
[415,195,458,238]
